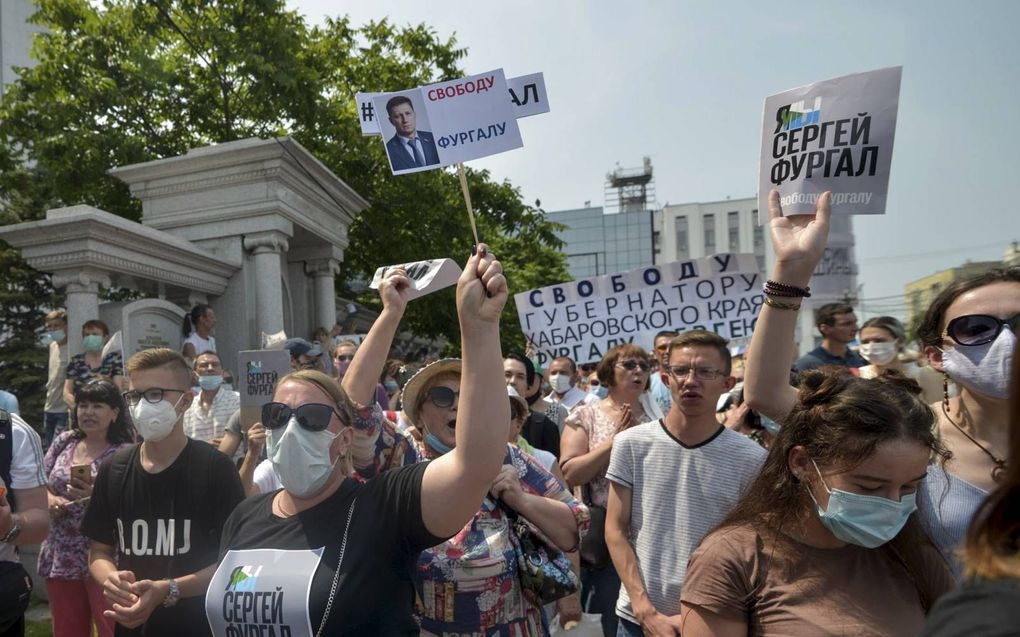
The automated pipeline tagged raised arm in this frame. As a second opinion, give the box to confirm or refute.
[421,246,510,538]
[341,268,411,406]
[744,190,831,422]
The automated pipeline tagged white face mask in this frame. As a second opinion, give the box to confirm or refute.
[130,394,185,442]
[549,373,572,394]
[859,342,898,366]
[942,329,1016,400]
[268,417,340,498]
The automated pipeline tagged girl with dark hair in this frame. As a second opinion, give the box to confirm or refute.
[919,329,1020,635]
[181,304,217,360]
[39,380,134,637]
[678,192,954,636]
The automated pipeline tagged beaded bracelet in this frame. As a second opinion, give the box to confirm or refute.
[763,280,811,298]
[764,297,801,311]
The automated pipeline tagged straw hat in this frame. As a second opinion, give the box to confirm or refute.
[401,358,461,426]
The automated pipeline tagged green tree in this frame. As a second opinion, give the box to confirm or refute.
[0,0,566,370]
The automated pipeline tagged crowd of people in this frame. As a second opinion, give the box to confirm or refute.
[0,197,1018,637]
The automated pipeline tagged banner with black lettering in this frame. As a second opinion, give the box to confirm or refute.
[367,68,524,175]
[238,350,292,429]
[758,66,901,220]
[515,254,764,366]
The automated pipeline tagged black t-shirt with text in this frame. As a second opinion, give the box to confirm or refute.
[82,439,245,636]
[212,461,446,637]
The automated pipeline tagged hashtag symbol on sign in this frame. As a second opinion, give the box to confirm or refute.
[361,102,374,122]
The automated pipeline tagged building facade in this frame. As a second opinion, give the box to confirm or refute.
[904,261,1003,327]
[545,206,655,280]
[0,0,40,100]
[656,197,766,273]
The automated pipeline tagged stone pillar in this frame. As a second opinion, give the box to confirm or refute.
[307,258,340,333]
[52,269,111,354]
[243,231,289,339]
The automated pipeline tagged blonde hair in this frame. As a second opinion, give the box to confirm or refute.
[45,309,67,323]
[126,348,192,387]
[275,369,355,476]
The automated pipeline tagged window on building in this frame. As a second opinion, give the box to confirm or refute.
[704,214,715,254]
[752,210,763,250]
[675,216,689,259]
[728,211,740,252]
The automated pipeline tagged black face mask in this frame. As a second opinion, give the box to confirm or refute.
[525,388,541,405]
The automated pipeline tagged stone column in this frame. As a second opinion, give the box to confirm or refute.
[243,231,290,339]
[307,258,340,333]
[51,269,111,354]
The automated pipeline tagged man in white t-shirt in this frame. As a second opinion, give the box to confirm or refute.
[1,411,49,636]
[605,330,765,636]
[183,351,240,447]
[545,356,599,415]
[43,309,71,447]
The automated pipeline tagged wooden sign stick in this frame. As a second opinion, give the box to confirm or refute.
[457,163,480,246]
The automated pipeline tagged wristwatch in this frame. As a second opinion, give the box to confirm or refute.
[162,578,180,607]
[0,515,21,544]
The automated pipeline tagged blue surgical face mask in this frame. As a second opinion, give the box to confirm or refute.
[591,385,608,399]
[384,380,399,393]
[198,375,224,391]
[82,334,104,353]
[808,459,916,548]
[47,330,66,344]
[425,432,453,456]
[760,414,781,435]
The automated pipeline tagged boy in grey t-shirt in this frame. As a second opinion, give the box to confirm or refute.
[605,331,765,635]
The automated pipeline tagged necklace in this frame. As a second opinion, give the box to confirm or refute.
[942,403,1007,483]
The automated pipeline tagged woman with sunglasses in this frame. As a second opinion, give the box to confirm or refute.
[206,247,516,636]
[39,380,134,637]
[558,344,655,636]
[678,191,954,637]
[914,265,1019,576]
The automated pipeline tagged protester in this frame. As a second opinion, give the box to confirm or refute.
[381,358,403,410]
[679,191,954,637]
[915,265,1019,575]
[505,353,562,458]
[858,315,941,404]
[0,390,18,416]
[0,408,49,637]
[793,302,866,371]
[587,372,607,399]
[180,304,216,360]
[647,330,678,415]
[919,330,1020,634]
[82,349,244,635]
[559,343,660,636]
[183,351,240,448]
[283,337,323,371]
[331,338,357,379]
[44,309,71,446]
[40,380,133,637]
[63,320,124,408]
[606,331,765,636]
[204,247,519,635]
[546,356,599,414]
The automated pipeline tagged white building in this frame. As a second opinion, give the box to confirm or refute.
[0,0,40,100]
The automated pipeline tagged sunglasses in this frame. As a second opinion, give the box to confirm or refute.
[334,354,354,362]
[261,402,346,431]
[944,313,1020,347]
[426,386,459,409]
[616,360,651,373]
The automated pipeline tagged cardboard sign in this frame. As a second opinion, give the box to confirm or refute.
[356,72,549,136]
[758,66,902,220]
[238,349,291,429]
[261,331,287,349]
[368,68,524,175]
[369,258,460,301]
[515,254,764,366]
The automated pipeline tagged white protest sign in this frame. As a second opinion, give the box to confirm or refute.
[370,258,461,301]
[370,69,524,175]
[515,254,765,367]
[356,72,549,136]
[758,66,902,221]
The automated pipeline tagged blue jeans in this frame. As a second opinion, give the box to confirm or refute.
[581,563,621,636]
[616,617,644,637]
[43,412,69,449]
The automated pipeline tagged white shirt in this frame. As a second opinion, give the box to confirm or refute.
[46,341,69,413]
[545,385,600,412]
[183,388,240,443]
[253,458,282,494]
[1,413,46,563]
[184,332,216,356]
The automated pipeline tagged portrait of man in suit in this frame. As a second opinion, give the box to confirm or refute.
[384,95,440,172]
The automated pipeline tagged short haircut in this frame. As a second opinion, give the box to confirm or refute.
[506,352,536,386]
[194,350,222,368]
[386,95,414,117]
[126,348,192,388]
[654,330,679,342]
[814,303,855,329]
[596,344,650,389]
[45,309,67,324]
[82,319,110,337]
[551,356,577,375]
[333,340,358,358]
[861,316,905,342]
[667,330,732,375]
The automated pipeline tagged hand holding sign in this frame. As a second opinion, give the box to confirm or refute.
[377,267,413,316]
[768,189,832,285]
[370,258,461,302]
[458,245,507,327]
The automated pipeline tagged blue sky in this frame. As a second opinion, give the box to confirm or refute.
[292,0,1019,315]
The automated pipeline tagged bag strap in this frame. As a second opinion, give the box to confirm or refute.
[315,497,357,637]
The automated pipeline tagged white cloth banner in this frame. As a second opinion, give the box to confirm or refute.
[515,254,764,366]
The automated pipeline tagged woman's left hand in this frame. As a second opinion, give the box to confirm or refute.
[490,465,525,508]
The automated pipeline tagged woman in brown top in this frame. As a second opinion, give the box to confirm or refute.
[678,191,955,637]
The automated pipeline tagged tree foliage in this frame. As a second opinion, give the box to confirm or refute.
[0,0,567,367]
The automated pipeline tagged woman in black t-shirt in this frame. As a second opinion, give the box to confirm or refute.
[206,247,511,636]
